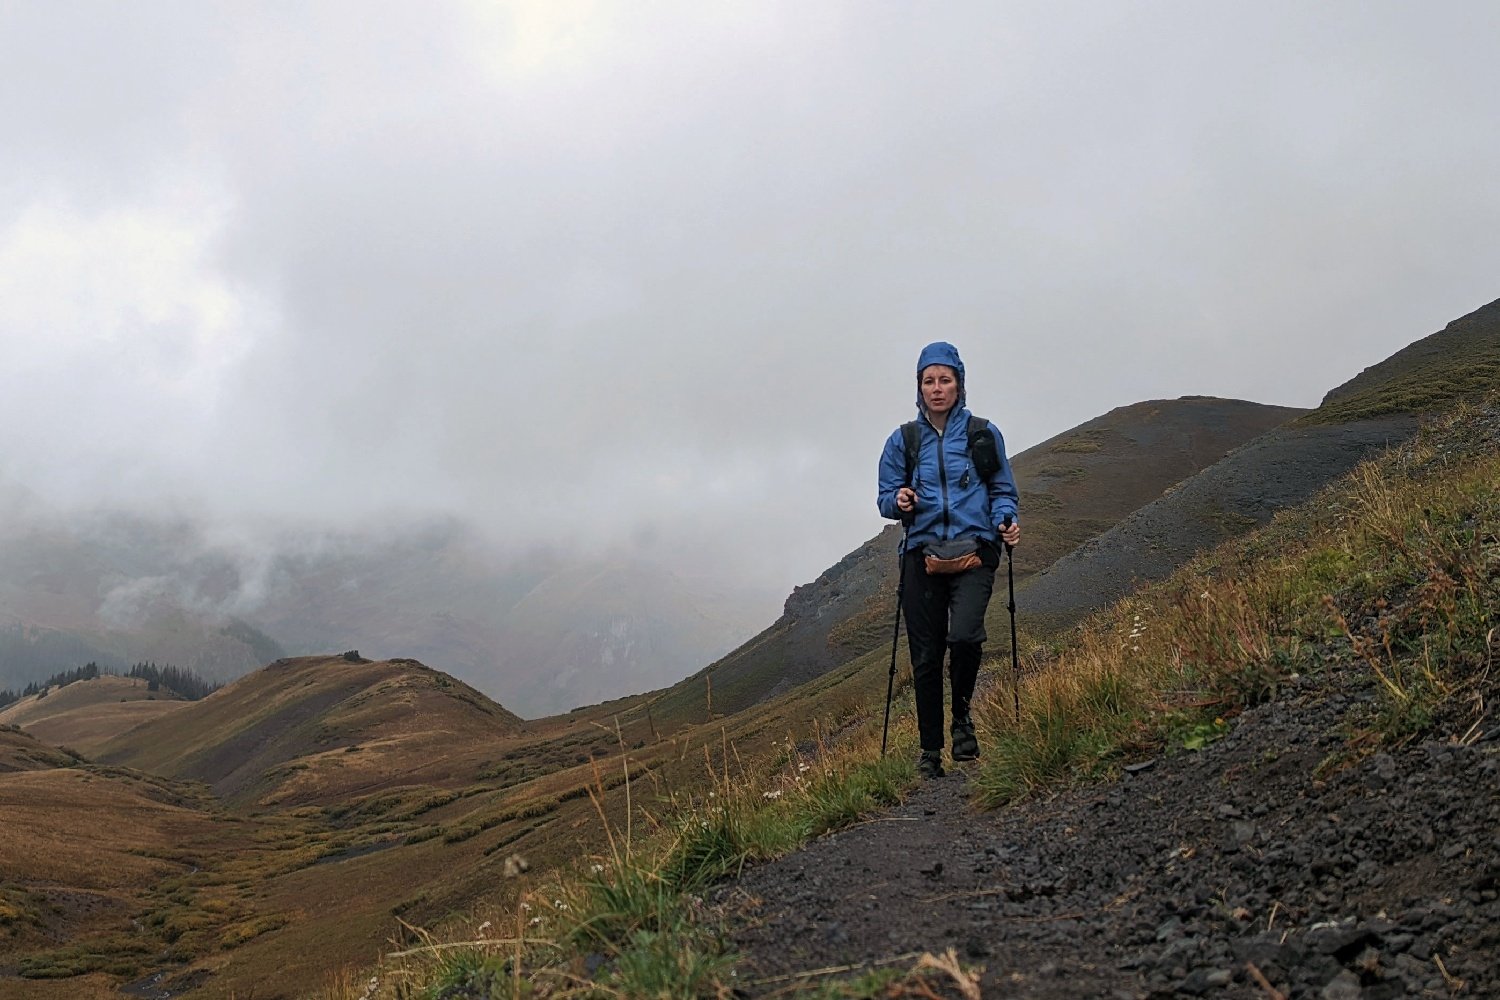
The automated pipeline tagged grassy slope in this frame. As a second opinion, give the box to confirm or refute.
[356,304,1492,997]
[0,653,793,997]
[0,734,261,1000]
[1308,295,1500,424]
[0,725,81,772]
[0,676,187,757]
[2,658,590,998]
[972,394,1500,802]
[1007,296,1500,647]
[96,655,525,806]
[2,642,919,999]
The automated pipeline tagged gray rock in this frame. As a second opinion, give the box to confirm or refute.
[1321,969,1364,1000]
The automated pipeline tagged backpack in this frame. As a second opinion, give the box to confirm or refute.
[900,414,1001,487]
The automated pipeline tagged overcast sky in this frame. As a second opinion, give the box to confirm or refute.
[3,0,1498,609]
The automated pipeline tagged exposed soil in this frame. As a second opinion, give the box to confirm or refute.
[717,663,1500,998]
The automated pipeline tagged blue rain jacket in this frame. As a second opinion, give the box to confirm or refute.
[875,342,1019,549]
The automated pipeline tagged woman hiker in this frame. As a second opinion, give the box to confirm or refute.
[877,341,1020,778]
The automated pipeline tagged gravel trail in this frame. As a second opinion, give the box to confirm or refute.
[718,665,1500,998]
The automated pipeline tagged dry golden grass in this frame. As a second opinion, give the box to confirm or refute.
[3,646,895,997]
[0,676,189,756]
[0,769,231,890]
[97,656,526,807]
[971,397,1500,804]
[0,726,78,771]
[0,972,127,1000]
[0,760,266,991]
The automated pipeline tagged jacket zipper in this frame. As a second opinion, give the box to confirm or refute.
[936,426,951,540]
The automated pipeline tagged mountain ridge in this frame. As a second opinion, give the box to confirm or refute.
[1013,295,1500,638]
[96,654,526,806]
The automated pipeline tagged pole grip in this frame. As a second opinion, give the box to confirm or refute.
[899,485,916,526]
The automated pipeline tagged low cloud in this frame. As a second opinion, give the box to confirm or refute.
[2,2,1498,603]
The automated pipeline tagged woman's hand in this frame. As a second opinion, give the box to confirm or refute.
[895,487,916,514]
[999,520,1021,547]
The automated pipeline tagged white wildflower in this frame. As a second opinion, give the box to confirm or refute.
[762,789,782,800]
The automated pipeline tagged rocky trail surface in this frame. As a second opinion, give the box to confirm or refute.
[716,664,1500,998]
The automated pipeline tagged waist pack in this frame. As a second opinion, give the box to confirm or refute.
[924,538,982,575]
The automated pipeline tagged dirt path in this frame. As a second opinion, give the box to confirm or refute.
[717,666,1500,998]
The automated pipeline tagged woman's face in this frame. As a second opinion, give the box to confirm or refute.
[920,365,960,415]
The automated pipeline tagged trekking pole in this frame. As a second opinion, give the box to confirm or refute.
[881,520,911,757]
[1003,514,1021,723]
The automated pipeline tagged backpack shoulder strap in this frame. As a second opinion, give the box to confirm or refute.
[966,414,1002,482]
[900,421,920,486]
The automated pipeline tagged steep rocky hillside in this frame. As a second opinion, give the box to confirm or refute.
[1016,296,1500,639]
[1314,294,1500,422]
[650,397,1303,723]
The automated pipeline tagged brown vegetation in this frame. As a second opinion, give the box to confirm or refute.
[0,675,187,757]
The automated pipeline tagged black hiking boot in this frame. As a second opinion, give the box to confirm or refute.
[951,715,979,761]
[917,750,945,779]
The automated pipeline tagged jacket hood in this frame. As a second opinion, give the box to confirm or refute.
[915,341,967,414]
